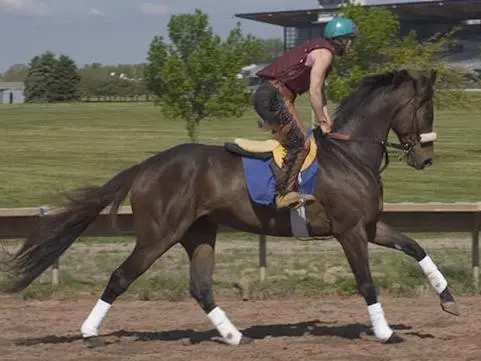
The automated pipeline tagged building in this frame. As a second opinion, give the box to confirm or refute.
[0,82,25,104]
[235,0,481,73]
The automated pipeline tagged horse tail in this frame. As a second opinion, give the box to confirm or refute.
[1,163,142,293]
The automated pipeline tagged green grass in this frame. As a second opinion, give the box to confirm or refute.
[2,239,476,301]
[1,98,480,207]
[0,98,480,300]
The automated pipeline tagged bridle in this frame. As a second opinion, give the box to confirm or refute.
[322,96,437,174]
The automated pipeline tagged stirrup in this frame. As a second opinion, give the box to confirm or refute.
[296,194,316,208]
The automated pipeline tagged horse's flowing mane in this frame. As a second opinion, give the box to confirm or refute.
[332,69,416,131]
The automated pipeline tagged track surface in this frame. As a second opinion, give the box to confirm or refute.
[1,294,481,361]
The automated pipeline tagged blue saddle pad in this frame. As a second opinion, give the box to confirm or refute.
[241,151,319,207]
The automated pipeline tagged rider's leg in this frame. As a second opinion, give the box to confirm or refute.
[252,81,278,129]
[274,93,316,208]
[252,80,315,208]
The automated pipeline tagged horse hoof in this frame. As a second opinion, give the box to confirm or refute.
[384,333,404,344]
[84,336,105,348]
[239,336,254,345]
[441,301,460,316]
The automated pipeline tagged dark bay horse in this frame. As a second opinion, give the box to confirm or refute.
[2,68,458,347]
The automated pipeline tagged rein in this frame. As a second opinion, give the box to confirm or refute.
[324,132,408,174]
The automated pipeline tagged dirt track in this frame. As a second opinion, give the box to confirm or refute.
[1,294,481,361]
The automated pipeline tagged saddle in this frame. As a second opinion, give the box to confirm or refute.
[224,137,317,172]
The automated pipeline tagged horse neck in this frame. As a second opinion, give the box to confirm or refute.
[331,96,395,173]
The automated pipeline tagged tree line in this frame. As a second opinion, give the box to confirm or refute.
[0,36,283,103]
[0,4,477,140]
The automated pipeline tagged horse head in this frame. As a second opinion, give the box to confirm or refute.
[323,68,437,171]
[388,69,437,170]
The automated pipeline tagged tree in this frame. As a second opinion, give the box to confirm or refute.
[52,54,81,101]
[327,2,464,108]
[24,52,81,102]
[2,64,28,82]
[144,9,263,142]
[24,51,58,102]
[79,63,150,100]
[79,62,105,100]
[244,38,284,63]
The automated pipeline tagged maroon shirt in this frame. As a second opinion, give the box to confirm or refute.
[256,38,335,96]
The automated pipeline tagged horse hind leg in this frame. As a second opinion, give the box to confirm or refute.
[80,202,192,347]
[181,217,253,346]
[370,221,459,316]
[81,243,171,347]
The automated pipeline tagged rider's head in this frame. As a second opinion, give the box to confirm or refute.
[323,15,358,56]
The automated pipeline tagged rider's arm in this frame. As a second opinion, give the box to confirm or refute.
[321,81,332,126]
[307,48,333,132]
[322,81,327,105]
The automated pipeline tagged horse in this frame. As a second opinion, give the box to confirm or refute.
[1,68,458,348]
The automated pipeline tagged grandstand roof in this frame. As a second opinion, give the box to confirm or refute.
[234,0,481,27]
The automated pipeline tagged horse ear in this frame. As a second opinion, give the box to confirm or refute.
[393,69,408,87]
[429,69,437,86]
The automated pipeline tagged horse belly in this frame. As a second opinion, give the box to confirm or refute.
[210,207,294,237]
[211,201,332,238]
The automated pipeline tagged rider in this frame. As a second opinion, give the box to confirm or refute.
[252,15,358,209]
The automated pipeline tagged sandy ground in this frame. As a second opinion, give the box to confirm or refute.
[1,294,481,361]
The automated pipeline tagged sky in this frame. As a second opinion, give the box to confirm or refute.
[0,0,425,72]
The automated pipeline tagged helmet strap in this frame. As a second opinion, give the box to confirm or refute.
[330,38,345,56]
[330,36,354,56]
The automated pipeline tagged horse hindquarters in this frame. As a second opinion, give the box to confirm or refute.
[81,149,206,345]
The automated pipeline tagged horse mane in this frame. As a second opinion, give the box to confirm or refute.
[332,69,416,131]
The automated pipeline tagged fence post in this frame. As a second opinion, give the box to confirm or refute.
[259,235,267,282]
[40,205,59,286]
[473,212,480,289]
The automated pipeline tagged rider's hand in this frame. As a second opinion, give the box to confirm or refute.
[320,123,331,134]
[318,116,331,134]
[321,106,332,134]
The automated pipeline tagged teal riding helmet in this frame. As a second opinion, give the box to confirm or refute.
[323,16,358,39]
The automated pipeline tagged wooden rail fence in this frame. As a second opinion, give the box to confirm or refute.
[0,203,480,286]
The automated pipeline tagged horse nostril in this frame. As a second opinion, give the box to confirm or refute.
[423,158,433,167]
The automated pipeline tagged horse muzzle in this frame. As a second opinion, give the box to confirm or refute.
[407,131,436,170]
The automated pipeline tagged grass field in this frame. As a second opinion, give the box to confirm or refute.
[1,98,480,207]
[0,97,480,300]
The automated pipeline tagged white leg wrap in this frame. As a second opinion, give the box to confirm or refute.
[81,299,112,338]
[419,256,448,294]
[367,302,394,341]
[207,306,243,345]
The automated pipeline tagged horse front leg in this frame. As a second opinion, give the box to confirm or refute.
[370,221,459,316]
[337,221,403,344]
